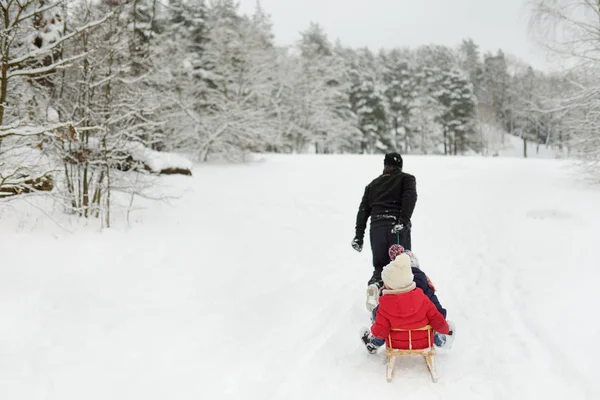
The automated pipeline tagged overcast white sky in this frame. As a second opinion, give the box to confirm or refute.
[237,0,553,70]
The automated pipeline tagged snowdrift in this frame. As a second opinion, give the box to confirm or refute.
[126,142,193,175]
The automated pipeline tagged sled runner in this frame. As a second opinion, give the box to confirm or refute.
[385,325,437,383]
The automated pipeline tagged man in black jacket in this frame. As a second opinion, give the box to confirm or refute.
[351,152,418,288]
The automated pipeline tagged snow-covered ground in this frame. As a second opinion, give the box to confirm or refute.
[1,154,599,399]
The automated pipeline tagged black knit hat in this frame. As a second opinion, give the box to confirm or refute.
[384,152,403,168]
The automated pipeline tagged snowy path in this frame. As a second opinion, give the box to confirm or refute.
[1,154,599,399]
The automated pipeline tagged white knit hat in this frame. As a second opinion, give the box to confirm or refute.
[382,253,416,292]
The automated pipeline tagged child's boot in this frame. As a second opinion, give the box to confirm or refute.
[366,281,382,312]
[360,329,379,354]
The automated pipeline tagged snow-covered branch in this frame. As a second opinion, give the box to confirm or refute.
[7,53,88,80]
[8,14,111,67]
[0,122,77,139]
[9,0,62,28]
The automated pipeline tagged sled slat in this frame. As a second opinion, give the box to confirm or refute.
[385,325,437,383]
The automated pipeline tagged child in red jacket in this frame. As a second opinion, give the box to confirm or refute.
[361,253,455,353]
[368,244,447,320]
[368,244,451,347]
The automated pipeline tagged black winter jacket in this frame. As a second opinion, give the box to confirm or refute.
[355,169,417,238]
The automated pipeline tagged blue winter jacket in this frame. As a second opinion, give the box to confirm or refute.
[412,267,447,318]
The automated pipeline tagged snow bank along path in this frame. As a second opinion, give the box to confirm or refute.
[1,154,599,399]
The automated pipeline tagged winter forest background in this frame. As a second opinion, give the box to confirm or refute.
[1,0,599,226]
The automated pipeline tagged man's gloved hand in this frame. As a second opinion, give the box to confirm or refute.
[391,217,410,233]
[351,237,363,252]
[391,223,404,233]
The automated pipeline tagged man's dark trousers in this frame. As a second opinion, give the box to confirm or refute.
[368,224,412,285]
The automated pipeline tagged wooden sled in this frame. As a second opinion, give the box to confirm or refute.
[385,325,437,383]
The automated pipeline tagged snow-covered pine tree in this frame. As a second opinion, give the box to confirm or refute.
[482,50,511,139]
[458,38,484,100]
[415,44,458,71]
[423,67,478,155]
[125,0,166,150]
[349,75,391,154]
[344,47,391,153]
[168,0,208,74]
[166,0,279,161]
[382,51,419,153]
[510,65,543,158]
[280,22,358,153]
[127,0,162,75]
[251,0,274,48]
[412,92,446,154]
[457,39,501,153]
[153,0,208,153]
[327,40,362,154]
